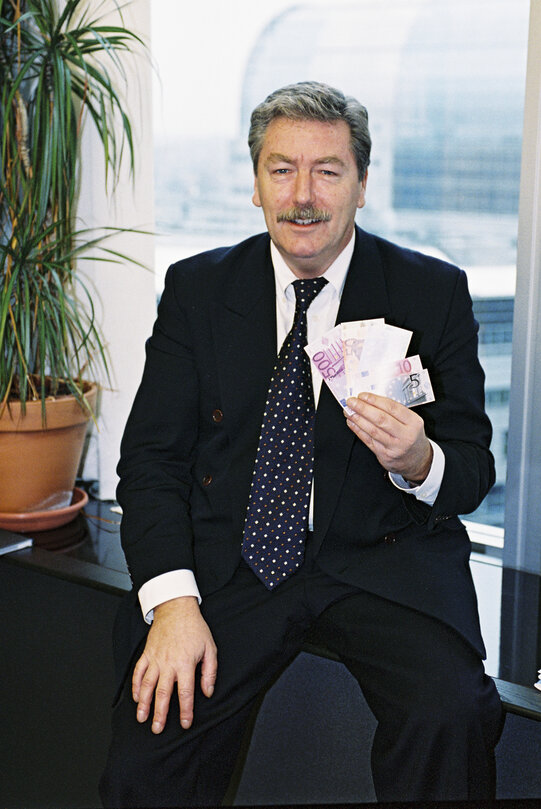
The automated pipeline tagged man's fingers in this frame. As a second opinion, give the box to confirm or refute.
[347,413,390,446]
[177,668,196,729]
[132,653,148,703]
[133,654,158,726]
[150,674,175,734]
[347,393,408,431]
[200,642,218,698]
[353,391,407,415]
[132,655,208,733]
[345,404,397,450]
[137,663,165,726]
[175,640,218,729]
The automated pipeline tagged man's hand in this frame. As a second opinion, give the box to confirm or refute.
[345,392,433,484]
[132,596,217,734]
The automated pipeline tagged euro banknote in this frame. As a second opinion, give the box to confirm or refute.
[305,320,435,409]
[346,354,423,398]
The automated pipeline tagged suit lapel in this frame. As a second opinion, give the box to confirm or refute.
[212,234,277,423]
[312,227,392,549]
[211,236,277,532]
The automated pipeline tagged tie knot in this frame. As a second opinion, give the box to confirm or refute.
[292,277,328,311]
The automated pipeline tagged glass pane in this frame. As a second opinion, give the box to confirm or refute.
[151,0,530,535]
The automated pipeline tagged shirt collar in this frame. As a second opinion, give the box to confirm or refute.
[270,229,355,299]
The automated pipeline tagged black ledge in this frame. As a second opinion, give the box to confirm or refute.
[1,497,541,723]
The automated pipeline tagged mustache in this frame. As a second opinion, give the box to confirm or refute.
[277,206,331,223]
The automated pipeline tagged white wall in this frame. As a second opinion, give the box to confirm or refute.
[77,0,156,499]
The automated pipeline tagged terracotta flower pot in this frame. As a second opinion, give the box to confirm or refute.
[0,384,98,514]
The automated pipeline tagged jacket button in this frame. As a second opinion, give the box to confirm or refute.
[202,474,212,486]
[383,533,397,545]
[212,409,224,423]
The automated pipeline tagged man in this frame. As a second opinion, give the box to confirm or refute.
[100,81,503,807]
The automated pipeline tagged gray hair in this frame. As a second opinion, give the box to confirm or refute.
[248,81,371,179]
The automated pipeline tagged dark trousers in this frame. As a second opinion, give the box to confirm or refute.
[100,548,503,807]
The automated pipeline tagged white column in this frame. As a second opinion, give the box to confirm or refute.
[78,0,156,499]
[504,0,541,572]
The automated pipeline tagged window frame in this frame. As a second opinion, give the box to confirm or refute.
[503,0,541,574]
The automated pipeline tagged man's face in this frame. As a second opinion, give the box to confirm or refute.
[253,116,367,278]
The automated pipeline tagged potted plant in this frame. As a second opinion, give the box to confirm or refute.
[0,0,145,531]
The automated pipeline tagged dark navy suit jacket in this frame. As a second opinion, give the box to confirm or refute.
[117,226,494,660]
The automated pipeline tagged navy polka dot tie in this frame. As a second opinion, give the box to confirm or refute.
[242,277,328,588]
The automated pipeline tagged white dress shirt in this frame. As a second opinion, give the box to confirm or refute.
[138,232,445,622]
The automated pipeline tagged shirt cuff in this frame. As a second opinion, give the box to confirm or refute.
[388,439,444,507]
[138,570,202,624]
